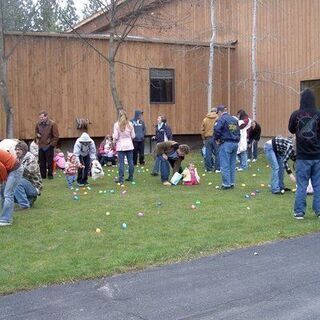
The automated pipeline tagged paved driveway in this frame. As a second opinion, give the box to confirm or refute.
[1,233,320,320]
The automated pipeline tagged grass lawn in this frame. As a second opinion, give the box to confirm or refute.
[0,153,319,295]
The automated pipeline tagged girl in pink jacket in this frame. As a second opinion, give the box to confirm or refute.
[113,110,135,184]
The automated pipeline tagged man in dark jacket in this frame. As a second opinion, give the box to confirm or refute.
[214,105,240,189]
[131,110,146,166]
[35,111,59,179]
[288,88,320,219]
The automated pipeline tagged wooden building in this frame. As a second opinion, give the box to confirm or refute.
[1,0,320,139]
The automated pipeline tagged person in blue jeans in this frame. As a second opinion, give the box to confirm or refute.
[154,141,190,186]
[247,120,261,162]
[0,145,25,226]
[214,105,240,189]
[264,136,296,195]
[289,88,320,219]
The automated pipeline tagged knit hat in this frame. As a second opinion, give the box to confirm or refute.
[67,152,76,161]
[78,133,91,143]
[15,141,28,158]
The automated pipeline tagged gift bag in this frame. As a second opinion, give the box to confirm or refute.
[170,172,183,185]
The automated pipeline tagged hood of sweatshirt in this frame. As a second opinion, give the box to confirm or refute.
[300,89,316,110]
[205,112,218,120]
[134,110,143,120]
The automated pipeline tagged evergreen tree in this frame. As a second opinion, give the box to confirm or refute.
[2,0,35,31]
[33,0,61,32]
[59,0,79,31]
[82,0,101,19]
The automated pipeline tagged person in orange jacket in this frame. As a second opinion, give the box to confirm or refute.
[0,145,24,226]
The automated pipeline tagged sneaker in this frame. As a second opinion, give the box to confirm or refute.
[15,206,30,212]
[163,181,171,186]
[247,159,251,162]
[272,191,282,195]
[221,185,231,190]
[125,177,133,182]
[284,187,292,192]
[237,168,244,172]
[215,170,221,173]
[77,183,85,187]
[150,173,159,176]
[0,220,12,226]
[294,213,304,220]
[48,176,54,180]
[252,159,257,162]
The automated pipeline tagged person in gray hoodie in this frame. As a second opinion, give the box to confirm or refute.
[131,110,146,165]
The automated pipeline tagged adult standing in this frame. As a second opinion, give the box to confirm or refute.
[288,88,320,219]
[35,111,59,179]
[73,132,96,186]
[131,110,146,166]
[200,107,219,172]
[0,148,24,226]
[263,136,296,195]
[14,141,42,209]
[151,115,173,176]
[214,105,240,189]
[247,120,261,162]
[113,110,135,184]
[236,109,251,171]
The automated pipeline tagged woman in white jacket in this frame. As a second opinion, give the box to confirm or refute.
[236,110,251,171]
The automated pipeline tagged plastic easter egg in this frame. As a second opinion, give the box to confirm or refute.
[95,228,101,233]
[121,223,127,229]
[137,212,144,217]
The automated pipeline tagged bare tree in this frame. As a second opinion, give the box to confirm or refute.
[251,0,258,120]
[207,0,216,112]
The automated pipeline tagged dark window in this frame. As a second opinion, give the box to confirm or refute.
[150,68,174,104]
[301,80,320,107]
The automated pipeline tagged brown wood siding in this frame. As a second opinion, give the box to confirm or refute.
[0,34,228,139]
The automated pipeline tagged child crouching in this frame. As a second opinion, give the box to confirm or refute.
[182,163,200,186]
[64,153,84,188]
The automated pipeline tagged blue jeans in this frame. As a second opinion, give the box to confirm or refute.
[0,165,24,222]
[248,140,258,160]
[264,143,284,193]
[118,150,134,183]
[158,155,170,182]
[152,156,161,174]
[214,140,220,170]
[66,175,76,188]
[219,141,238,187]
[294,159,320,216]
[14,178,38,208]
[238,151,248,169]
[204,137,214,171]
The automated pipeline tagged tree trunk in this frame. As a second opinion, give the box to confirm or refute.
[207,0,216,112]
[108,0,123,116]
[251,0,258,120]
[108,37,123,115]
[0,0,14,138]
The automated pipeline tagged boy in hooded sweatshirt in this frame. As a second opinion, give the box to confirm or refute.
[289,89,320,219]
[201,107,219,172]
[131,110,146,166]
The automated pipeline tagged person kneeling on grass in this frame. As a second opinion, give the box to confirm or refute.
[155,141,190,186]
[182,162,200,186]
[0,148,24,226]
[14,141,42,210]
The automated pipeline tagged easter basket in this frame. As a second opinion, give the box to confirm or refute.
[170,172,183,185]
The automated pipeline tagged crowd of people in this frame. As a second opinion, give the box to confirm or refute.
[0,88,319,226]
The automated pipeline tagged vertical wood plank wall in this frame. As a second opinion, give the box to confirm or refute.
[0,35,228,139]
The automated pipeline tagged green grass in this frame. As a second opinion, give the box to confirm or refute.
[0,153,319,294]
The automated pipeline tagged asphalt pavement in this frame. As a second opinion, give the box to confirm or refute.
[1,233,320,320]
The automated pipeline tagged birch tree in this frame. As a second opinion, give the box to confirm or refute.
[251,0,258,120]
[207,0,216,112]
